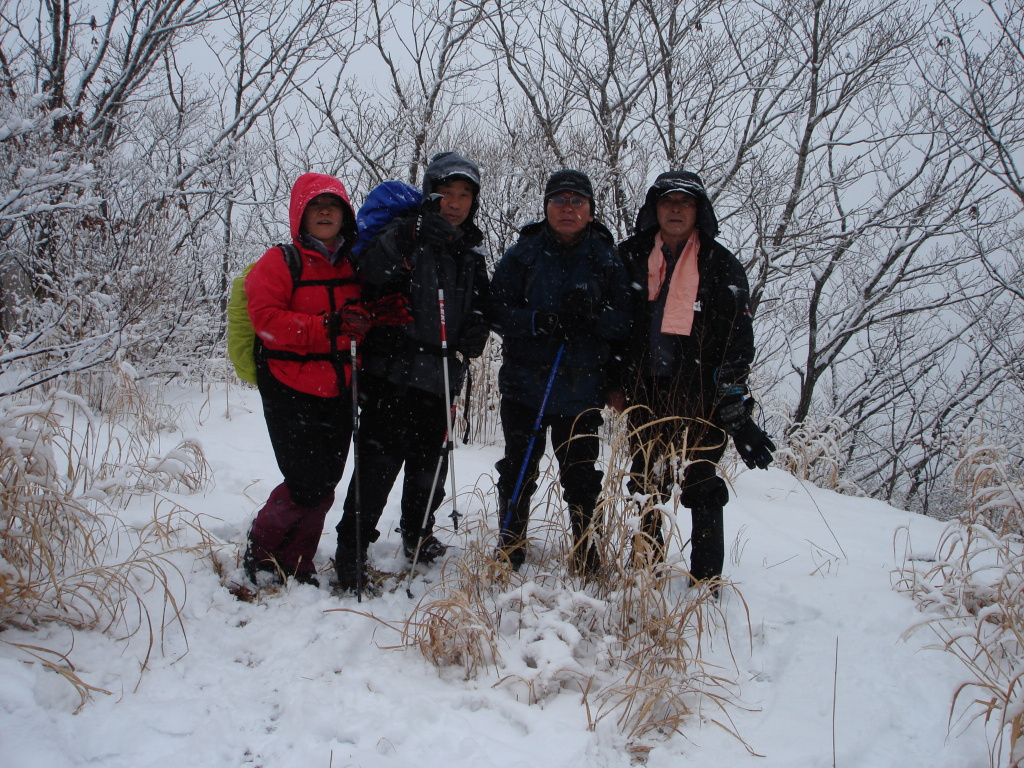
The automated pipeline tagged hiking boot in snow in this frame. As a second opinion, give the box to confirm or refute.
[494,540,527,572]
[403,533,448,564]
[334,560,370,593]
[243,540,283,587]
[293,570,320,588]
[494,495,529,571]
[689,575,724,601]
[334,539,370,593]
[570,542,602,578]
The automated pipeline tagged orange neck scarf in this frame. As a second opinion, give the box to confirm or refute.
[648,231,700,336]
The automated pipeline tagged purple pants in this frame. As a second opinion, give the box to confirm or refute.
[249,483,334,575]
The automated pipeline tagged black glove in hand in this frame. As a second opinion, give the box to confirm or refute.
[365,293,413,326]
[534,311,560,336]
[394,216,419,254]
[732,418,776,470]
[325,302,373,342]
[715,394,753,435]
[458,320,491,358]
[417,211,456,250]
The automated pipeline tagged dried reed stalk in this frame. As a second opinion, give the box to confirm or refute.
[396,405,750,746]
[2,376,211,707]
[897,423,1024,767]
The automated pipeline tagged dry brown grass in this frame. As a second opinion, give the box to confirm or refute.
[402,540,505,678]
[896,422,1024,767]
[769,410,859,495]
[396,405,751,747]
[1,375,213,705]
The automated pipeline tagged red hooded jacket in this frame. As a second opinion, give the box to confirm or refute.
[245,173,361,398]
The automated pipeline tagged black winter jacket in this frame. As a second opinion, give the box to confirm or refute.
[618,228,754,419]
[355,214,490,400]
[489,221,631,416]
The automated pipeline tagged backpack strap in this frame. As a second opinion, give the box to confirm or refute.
[258,243,357,368]
[279,243,303,284]
[278,242,360,290]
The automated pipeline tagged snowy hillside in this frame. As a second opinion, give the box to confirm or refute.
[0,385,993,767]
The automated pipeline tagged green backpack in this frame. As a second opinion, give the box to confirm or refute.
[227,244,302,385]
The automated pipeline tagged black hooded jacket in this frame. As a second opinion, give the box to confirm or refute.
[618,171,755,418]
[488,219,631,416]
[355,152,491,399]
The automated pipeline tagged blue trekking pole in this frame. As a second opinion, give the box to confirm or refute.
[500,343,565,539]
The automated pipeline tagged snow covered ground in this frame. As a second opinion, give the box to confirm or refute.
[0,384,995,767]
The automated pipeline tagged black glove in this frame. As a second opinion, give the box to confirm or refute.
[364,293,413,326]
[732,418,776,470]
[458,320,491,358]
[534,312,560,336]
[393,209,455,254]
[559,288,595,340]
[417,210,456,250]
[714,394,753,435]
[324,302,373,342]
[394,215,418,253]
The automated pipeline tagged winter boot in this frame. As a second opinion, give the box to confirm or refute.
[334,536,371,593]
[402,531,449,565]
[495,495,529,571]
[243,533,283,586]
[293,571,321,588]
[688,506,725,584]
[277,493,334,585]
[247,483,312,582]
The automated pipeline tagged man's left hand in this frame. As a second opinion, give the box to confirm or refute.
[714,394,753,435]
[732,418,776,470]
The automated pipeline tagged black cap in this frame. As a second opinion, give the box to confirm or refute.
[423,152,481,195]
[649,172,707,201]
[544,169,594,201]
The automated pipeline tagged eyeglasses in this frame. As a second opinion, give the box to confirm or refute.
[548,196,588,208]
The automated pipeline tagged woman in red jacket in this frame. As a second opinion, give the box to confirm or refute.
[242,172,390,587]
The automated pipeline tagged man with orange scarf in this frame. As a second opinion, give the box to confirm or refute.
[618,171,774,589]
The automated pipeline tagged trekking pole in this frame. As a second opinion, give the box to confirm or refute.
[350,336,363,603]
[404,288,459,598]
[500,343,565,542]
[405,395,459,598]
[436,287,461,529]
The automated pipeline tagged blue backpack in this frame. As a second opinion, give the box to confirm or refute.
[353,180,422,256]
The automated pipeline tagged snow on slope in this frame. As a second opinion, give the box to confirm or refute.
[0,385,992,767]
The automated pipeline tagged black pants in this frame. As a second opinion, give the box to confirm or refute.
[257,360,352,508]
[495,398,603,541]
[627,376,728,580]
[337,377,450,546]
